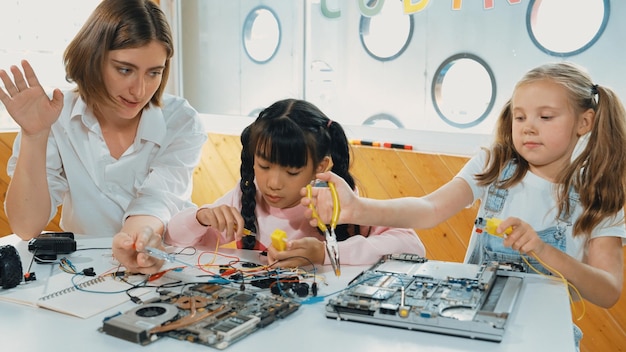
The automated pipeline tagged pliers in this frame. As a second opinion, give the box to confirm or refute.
[306,181,341,276]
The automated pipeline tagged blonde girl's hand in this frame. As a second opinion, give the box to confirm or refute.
[267,237,326,268]
[196,205,244,242]
[300,171,356,227]
[499,217,547,256]
[0,60,64,136]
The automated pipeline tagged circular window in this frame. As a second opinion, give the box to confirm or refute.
[527,0,609,57]
[431,54,496,129]
[359,0,413,61]
[243,7,281,64]
[362,113,404,129]
[248,107,264,118]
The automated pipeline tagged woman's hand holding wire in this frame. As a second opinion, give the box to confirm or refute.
[112,227,164,275]
[0,60,63,137]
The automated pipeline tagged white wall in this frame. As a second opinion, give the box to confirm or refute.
[176,0,622,156]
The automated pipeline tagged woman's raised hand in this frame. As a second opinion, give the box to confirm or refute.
[0,60,64,136]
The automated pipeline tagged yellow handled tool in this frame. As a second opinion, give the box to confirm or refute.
[306,181,341,276]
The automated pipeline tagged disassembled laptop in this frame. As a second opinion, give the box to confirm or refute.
[325,253,524,342]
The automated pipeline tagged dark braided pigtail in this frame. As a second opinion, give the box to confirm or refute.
[326,121,360,241]
[327,121,355,189]
[239,125,258,249]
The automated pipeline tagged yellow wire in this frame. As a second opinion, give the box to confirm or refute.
[193,236,220,272]
[522,252,586,321]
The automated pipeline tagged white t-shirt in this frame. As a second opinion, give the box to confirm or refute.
[456,150,626,262]
[6,91,207,236]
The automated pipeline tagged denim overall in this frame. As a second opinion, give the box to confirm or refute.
[467,161,583,349]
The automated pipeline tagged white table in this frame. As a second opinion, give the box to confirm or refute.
[0,234,576,352]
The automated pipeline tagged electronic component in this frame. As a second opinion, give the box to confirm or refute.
[144,246,177,262]
[101,283,301,349]
[270,229,287,251]
[101,303,178,345]
[249,275,299,289]
[241,228,257,250]
[143,246,196,268]
[270,281,310,297]
[326,253,524,342]
[39,231,75,240]
[475,217,512,237]
[28,233,76,261]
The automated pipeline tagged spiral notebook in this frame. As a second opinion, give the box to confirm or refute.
[0,273,151,319]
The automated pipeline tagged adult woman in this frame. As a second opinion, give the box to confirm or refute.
[0,0,206,274]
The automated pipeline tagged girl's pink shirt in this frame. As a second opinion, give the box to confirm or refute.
[165,185,425,265]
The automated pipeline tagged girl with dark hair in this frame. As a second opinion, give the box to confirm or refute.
[166,99,425,268]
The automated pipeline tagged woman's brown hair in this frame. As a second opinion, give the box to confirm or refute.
[63,0,173,112]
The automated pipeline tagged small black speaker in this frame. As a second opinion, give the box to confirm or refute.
[28,236,76,255]
[0,245,23,289]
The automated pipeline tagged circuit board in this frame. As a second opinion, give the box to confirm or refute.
[326,253,524,342]
[101,283,300,349]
